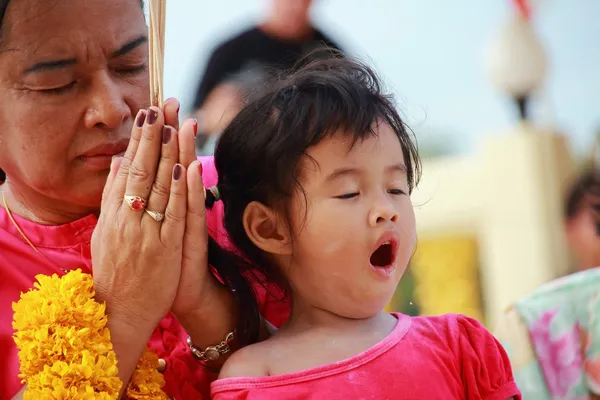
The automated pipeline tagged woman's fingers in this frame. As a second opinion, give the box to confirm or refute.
[161,163,188,244]
[179,118,198,169]
[143,126,179,221]
[101,156,123,206]
[123,107,164,219]
[109,110,146,204]
[163,98,180,131]
[185,160,208,246]
[170,160,209,317]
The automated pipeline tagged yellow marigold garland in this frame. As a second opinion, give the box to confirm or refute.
[12,269,168,399]
[126,349,168,399]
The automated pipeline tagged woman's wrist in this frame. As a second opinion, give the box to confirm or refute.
[96,282,160,395]
[94,276,162,333]
[107,313,156,396]
[177,281,236,336]
[176,282,237,367]
[175,271,235,328]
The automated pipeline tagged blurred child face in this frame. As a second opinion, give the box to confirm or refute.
[284,123,416,319]
[567,193,600,270]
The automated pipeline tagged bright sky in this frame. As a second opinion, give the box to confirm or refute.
[161,0,600,156]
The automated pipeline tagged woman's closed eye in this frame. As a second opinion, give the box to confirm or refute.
[113,64,147,76]
[37,81,77,95]
[30,65,146,95]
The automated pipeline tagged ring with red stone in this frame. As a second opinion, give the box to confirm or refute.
[124,195,147,211]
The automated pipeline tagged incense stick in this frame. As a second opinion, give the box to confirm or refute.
[148,0,166,107]
[592,136,600,177]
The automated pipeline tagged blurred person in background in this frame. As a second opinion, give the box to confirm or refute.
[191,0,343,155]
[195,68,265,155]
[495,148,600,399]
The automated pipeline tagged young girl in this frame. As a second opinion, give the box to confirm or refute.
[203,55,521,399]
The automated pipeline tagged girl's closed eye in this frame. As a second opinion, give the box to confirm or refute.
[335,188,407,199]
[335,192,359,200]
[388,188,406,196]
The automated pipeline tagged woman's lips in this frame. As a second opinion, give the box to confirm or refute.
[79,141,128,170]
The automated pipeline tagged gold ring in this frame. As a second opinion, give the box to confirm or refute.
[145,209,165,222]
[124,195,147,211]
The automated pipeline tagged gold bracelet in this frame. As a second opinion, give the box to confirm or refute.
[187,331,235,362]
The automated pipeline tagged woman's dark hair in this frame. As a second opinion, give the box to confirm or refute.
[204,52,421,346]
[0,0,9,25]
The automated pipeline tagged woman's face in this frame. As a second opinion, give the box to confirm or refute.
[0,0,148,209]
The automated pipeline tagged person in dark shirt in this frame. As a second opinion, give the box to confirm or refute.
[192,0,343,153]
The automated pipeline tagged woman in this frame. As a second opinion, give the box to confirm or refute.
[0,0,287,399]
[495,168,600,399]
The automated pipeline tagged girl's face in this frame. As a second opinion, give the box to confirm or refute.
[284,123,416,319]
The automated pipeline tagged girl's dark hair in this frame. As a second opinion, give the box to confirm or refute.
[204,52,421,346]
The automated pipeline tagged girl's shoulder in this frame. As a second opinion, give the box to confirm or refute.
[406,313,520,399]
[405,313,510,367]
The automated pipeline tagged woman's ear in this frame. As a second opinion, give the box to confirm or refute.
[243,201,292,256]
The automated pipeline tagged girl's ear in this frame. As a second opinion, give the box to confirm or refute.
[243,201,292,256]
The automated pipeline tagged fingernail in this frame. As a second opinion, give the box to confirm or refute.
[197,162,203,177]
[162,126,172,144]
[146,108,158,125]
[135,110,146,127]
[192,119,198,138]
[166,97,180,114]
[111,156,122,171]
[173,164,182,180]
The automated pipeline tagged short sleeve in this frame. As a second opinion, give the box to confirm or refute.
[494,307,551,398]
[456,315,522,400]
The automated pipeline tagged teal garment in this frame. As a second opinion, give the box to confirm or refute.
[495,268,600,399]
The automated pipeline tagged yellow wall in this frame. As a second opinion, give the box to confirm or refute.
[411,236,484,322]
[405,127,574,324]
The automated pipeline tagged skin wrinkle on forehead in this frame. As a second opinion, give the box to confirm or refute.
[1,0,144,53]
[0,0,63,47]
[0,4,147,86]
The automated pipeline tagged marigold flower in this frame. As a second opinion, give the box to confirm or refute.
[13,270,167,399]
